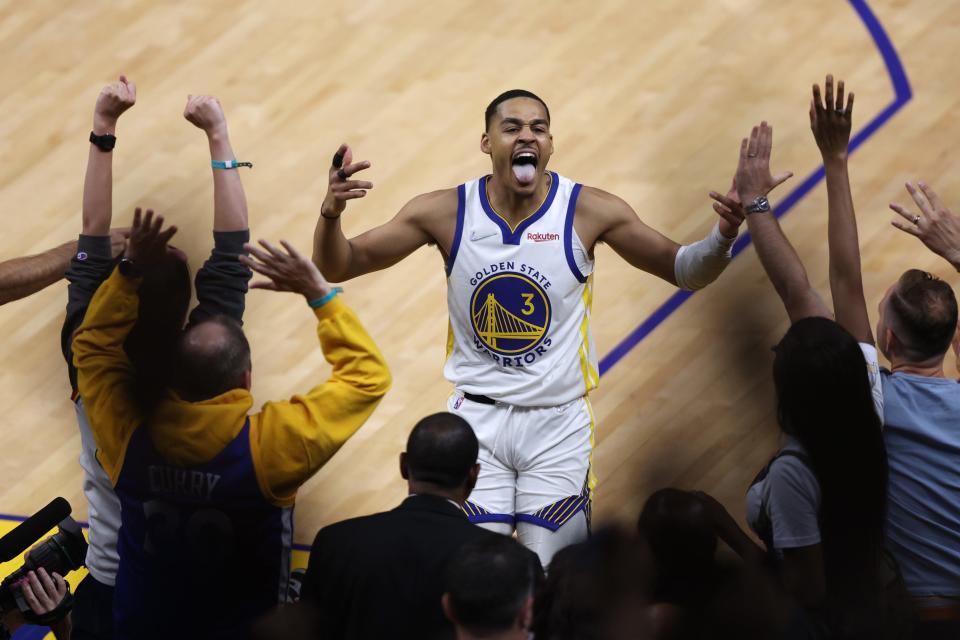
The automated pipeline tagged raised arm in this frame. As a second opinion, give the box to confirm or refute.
[811,75,873,344]
[712,122,828,323]
[183,95,252,326]
[83,75,136,235]
[73,209,178,482]
[312,143,439,281]
[890,181,960,273]
[240,240,391,504]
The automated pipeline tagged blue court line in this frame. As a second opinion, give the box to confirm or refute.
[598,0,912,375]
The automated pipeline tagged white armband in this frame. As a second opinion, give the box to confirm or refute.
[673,223,736,291]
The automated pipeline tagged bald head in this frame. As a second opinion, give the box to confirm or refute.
[174,316,251,402]
[402,412,478,490]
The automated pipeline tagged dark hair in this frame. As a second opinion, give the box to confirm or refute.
[773,317,887,610]
[484,89,550,130]
[125,252,192,408]
[887,269,958,361]
[638,488,717,606]
[444,536,536,635]
[405,412,478,488]
[174,316,251,402]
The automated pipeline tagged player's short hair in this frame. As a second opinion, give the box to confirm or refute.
[444,535,536,635]
[405,412,478,488]
[174,316,251,402]
[485,89,550,131]
[886,269,958,361]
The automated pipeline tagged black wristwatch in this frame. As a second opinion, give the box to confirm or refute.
[118,256,141,277]
[89,131,116,152]
[744,196,771,214]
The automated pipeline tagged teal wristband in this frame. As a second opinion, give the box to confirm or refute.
[212,159,253,169]
[308,287,342,309]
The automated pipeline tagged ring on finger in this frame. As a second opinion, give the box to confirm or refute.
[912,215,920,225]
[337,168,348,181]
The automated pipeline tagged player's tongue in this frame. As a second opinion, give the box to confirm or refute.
[512,161,537,185]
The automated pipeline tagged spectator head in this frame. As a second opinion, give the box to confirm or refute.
[400,413,480,502]
[442,536,536,639]
[125,249,191,407]
[638,488,717,605]
[877,269,958,366]
[772,317,887,608]
[173,315,252,402]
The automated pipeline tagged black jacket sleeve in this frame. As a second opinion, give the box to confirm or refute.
[187,230,252,328]
[61,235,116,391]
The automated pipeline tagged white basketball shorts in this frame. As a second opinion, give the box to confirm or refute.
[447,391,595,531]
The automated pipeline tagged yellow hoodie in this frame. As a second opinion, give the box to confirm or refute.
[73,267,391,507]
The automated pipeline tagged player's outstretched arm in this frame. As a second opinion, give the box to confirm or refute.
[312,143,437,282]
[811,75,873,345]
[712,122,829,323]
[184,95,248,232]
[0,240,76,305]
[890,181,960,273]
[590,179,744,290]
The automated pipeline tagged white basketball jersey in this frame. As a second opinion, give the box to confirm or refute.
[444,172,598,407]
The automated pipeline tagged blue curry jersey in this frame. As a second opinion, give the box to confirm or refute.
[113,419,293,639]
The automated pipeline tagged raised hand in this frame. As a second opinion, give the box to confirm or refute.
[810,74,853,160]
[124,208,177,266]
[710,176,745,237]
[240,240,332,301]
[735,121,794,205]
[94,75,136,130]
[319,143,373,220]
[184,95,228,138]
[890,181,960,270]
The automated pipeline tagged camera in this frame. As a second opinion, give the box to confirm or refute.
[0,516,87,616]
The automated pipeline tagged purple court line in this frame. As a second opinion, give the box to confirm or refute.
[598,0,913,375]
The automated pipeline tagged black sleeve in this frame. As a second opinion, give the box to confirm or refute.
[61,235,116,391]
[187,229,252,329]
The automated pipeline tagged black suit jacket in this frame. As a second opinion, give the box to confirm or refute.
[300,495,502,639]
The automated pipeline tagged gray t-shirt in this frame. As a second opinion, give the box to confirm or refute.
[746,344,883,553]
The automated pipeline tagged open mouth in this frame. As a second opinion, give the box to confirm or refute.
[512,151,538,186]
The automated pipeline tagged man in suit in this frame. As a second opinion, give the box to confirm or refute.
[301,412,527,639]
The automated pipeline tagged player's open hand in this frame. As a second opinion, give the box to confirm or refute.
[94,75,136,128]
[810,74,853,161]
[241,240,332,302]
[320,143,373,220]
[890,181,960,270]
[184,95,228,138]
[709,176,745,238]
[735,121,793,205]
[125,208,177,266]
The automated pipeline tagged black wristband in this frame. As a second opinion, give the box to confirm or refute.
[89,131,116,152]
[118,257,141,277]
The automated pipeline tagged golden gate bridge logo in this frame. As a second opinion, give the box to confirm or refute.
[470,273,551,355]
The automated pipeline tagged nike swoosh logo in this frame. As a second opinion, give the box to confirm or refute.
[470,229,498,241]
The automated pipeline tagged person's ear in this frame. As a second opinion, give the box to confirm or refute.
[400,452,409,480]
[480,132,491,155]
[441,593,457,624]
[243,369,252,390]
[465,463,480,494]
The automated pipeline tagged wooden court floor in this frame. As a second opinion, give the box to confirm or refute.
[0,0,957,564]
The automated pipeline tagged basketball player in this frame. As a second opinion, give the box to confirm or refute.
[313,90,788,563]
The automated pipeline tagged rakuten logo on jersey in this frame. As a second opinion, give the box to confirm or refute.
[527,232,559,242]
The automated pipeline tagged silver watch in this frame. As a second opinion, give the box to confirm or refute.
[745,196,770,214]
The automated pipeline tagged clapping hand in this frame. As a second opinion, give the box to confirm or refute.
[240,240,332,302]
[890,181,960,270]
[734,122,794,206]
[94,75,136,130]
[319,143,374,220]
[810,75,853,161]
